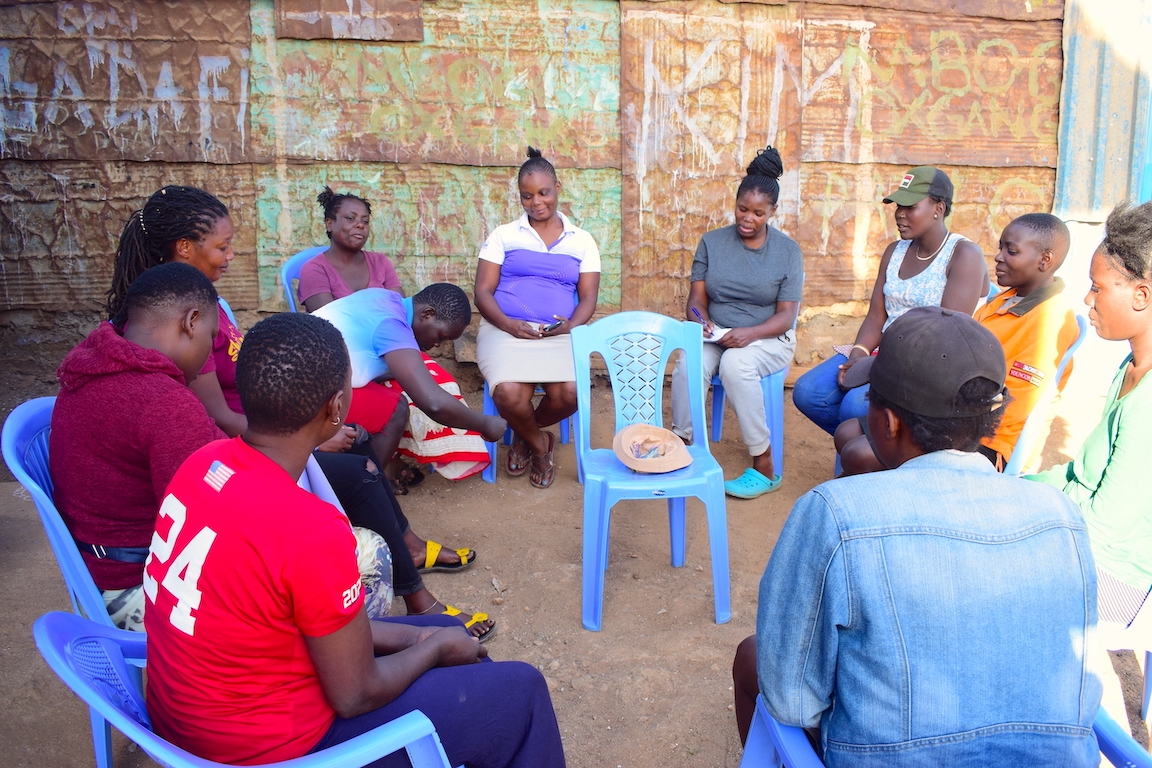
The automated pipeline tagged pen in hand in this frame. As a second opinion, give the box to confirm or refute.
[690,307,713,338]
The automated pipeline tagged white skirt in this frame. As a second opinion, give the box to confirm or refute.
[476,317,576,389]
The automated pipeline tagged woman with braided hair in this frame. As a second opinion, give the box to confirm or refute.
[671,146,805,499]
[474,147,602,489]
[105,186,495,640]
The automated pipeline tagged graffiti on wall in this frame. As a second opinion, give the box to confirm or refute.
[249,0,620,168]
[0,2,251,163]
[801,5,1061,166]
[274,0,423,41]
[620,1,1063,319]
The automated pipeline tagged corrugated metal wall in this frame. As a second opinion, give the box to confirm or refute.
[1,0,1108,367]
[622,0,1064,362]
[0,0,621,323]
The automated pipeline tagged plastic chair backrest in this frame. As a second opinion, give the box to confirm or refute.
[33,611,456,768]
[571,311,708,453]
[1003,313,1089,476]
[281,246,329,312]
[2,398,110,625]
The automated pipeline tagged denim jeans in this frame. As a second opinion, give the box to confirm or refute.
[757,450,1101,767]
[792,354,869,436]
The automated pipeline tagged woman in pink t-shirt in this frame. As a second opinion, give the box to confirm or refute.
[297,186,403,311]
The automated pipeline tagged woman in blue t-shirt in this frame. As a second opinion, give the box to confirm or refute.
[474,147,601,489]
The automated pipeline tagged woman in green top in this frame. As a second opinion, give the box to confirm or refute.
[1031,201,1152,625]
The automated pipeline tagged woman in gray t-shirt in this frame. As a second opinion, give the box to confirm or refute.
[670,146,805,500]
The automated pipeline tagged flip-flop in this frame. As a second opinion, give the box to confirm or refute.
[418,540,477,574]
[439,604,496,643]
[506,436,531,477]
[724,468,782,499]
[530,431,556,489]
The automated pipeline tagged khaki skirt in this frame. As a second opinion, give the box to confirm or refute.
[476,317,576,389]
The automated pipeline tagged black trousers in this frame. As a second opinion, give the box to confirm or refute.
[311,451,424,596]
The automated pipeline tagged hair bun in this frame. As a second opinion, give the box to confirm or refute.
[746,145,783,180]
[526,146,543,159]
[316,186,335,208]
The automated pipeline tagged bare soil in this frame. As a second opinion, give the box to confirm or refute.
[1,365,1148,767]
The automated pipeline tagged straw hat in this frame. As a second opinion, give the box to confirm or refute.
[612,423,693,473]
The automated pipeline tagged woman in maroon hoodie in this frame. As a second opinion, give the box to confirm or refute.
[52,263,224,629]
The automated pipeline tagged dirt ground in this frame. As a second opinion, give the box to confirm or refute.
[1,355,1149,767]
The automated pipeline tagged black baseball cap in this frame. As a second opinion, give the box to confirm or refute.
[849,307,1007,418]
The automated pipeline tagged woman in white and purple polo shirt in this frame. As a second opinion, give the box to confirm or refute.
[473,147,601,489]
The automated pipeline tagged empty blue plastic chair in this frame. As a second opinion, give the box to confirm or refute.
[480,381,572,484]
[3,397,124,768]
[280,245,329,312]
[1094,705,1152,767]
[738,694,824,767]
[33,611,456,768]
[1003,313,1089,476]
[571,311,729,631]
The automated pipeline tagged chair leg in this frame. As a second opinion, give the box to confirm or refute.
[762,369,787,480]
[482,383,499,484]
[668,497,687,568]
[90,707,113,768]
[703,484,732,625]
[710,377,725,443]
[1143,650,1151,721]
[582,480,610,631]
[739,695,779,768]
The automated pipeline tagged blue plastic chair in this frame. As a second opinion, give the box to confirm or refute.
[280,245,329,312]
[480,381,572,484]
[708,307,799,479]
[1003,313,1089,476]
[709,369,788,478]
[571,311,730,631]
[33,611,457,768]
[738,695,1142,767]
[738,694,823,767]
[3,397,125,768]
[1094,705,1152,767]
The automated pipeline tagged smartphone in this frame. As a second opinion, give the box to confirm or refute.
[541,320,564,332]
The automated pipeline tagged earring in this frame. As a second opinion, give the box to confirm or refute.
[331,418,341,426]
[934,214,938,219]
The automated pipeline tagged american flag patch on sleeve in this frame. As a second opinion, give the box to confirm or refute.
[203,460,236,492]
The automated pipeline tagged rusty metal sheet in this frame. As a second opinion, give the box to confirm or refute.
[0,2,251,163]
[252,163,621,312]
[795,162,1055,312]
[274,0,423,41]
[803,0,1062,22]
[248,0,620,168]
[800,4,1061,167]
[620,1,802,317]
[0,161,258,312]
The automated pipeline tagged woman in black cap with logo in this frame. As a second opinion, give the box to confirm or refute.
[793,166,988,437]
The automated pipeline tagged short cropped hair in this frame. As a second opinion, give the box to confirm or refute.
[412,283,471,327]
[119,262,217,328]
[236,313,349,436]
[869,377,1007,453]
[1012,212,1071,257]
